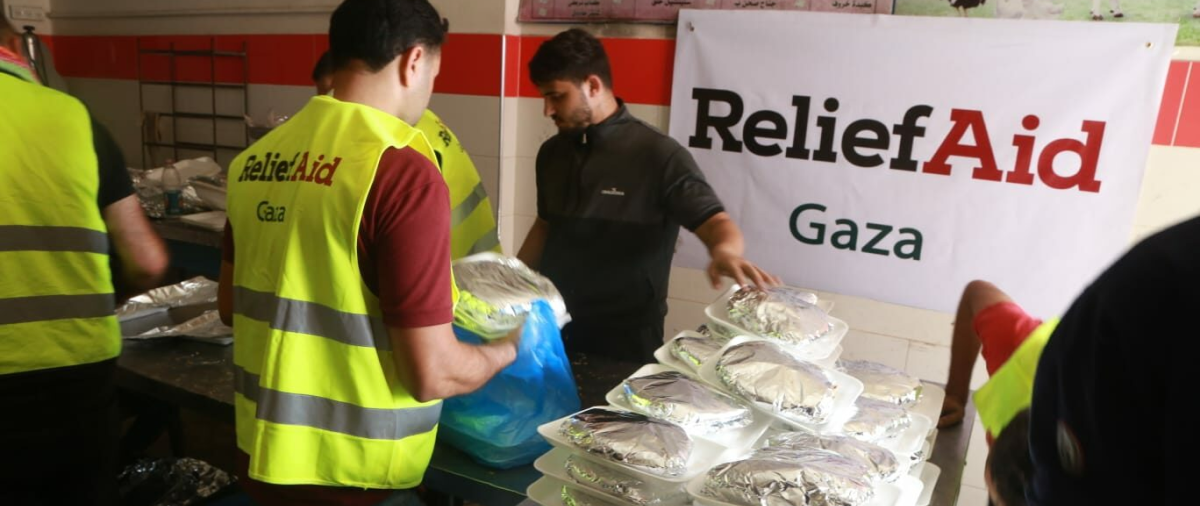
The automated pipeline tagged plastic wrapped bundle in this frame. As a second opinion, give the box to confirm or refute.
[671,334,724,371]
[837,360,922,406]
[727,286,831,346]
[559,408,693,477]
[564,455,688,506]
[766,431,901,483]
[452,254,568,339]
[716,341,838,424]
[703,447,875,506]
[622,371,752,433]
[561,483,623,506]
[842,398,912,442]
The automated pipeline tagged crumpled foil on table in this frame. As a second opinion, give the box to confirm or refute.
[565,454,687,506]
[559,407,693,477]
[125,310,232,344]
[622,371,752,434]
[727,286,832,347]
[116,277,219,321]
[766,431,901,483]
[716,341,838,425]
[453,254,569,339]
[837,359,922,406]
[671,334,724,371]
[129,169,210,219]
[118,457,235,506]
[703,447,875,506]
[842,398,912,443]
[561,483,624,506]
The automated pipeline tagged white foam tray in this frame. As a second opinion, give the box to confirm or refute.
[604,364,772,451]
[685,470,920,506]
[534,448,690,506]
[537,406,736,484]
[695,337,865,434]
[703,285,847,362]
[655,331,843,373]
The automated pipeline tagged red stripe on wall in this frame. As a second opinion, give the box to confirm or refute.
[48,33,503,96]
[44,32,1199,144]
[1171,62,1200,148]
[1153,61,1189,146]
[513,35,676,105]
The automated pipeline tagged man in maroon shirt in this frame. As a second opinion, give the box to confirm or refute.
[217,1,518,504]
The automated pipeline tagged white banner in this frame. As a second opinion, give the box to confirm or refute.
[669,11,1176,316]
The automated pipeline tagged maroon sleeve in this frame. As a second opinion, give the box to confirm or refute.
[222,221,234,263]
[359,146,454,328]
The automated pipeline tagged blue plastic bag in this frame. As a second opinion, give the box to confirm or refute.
[439,299,581,469]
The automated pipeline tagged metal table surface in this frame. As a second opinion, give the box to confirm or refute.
[117,338,974,506]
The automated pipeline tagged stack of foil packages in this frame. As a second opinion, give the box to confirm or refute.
[452,253,569,339]
[531,284,938,506]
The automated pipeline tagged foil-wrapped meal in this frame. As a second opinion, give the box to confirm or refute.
[727,286,832,347]
[716,341,837,425]
[670,334,724,372]
[116,277,219,321]
[564,454,687,506]
[452,254,568,339]
[622,371,752,434]
[559,408,693,477]
[704,447,875,506]
[837,360,922,406]
[842,398,912,443]
[125,310,233,343]
[766,431,901,483]
[562,483,623,506]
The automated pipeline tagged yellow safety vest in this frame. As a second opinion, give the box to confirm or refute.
[228,95,454,488]
[974,318,1060,438]
[415,110,501,259]
[0,70,121,375]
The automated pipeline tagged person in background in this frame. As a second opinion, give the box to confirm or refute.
[939,280,1057,506]
[517,28,778,364]
[1027,216,1198,505]
[0,20,169,506]
[313,50,501,259]
[217,1,518,505]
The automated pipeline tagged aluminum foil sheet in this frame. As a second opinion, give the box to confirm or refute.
[766,432,900,483]
[727,287,832,346]
[116,277,219,320]
[559,408,693,477]
[117,457,235,506]
[716,341,837,425]
[453,255,568,338]
[703,447,875,506]
[562,483,623,506]
[564,454,687,506]
[842,398,912,443]
[671,334,724,371]
[622,371,752,434]
[837,360,922,406]
[126,310,233,344]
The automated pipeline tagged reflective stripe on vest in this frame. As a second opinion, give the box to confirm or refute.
[416,110,501,259]
[0,72,119,376]
[974,318,1060,438]
[228,95,448,488]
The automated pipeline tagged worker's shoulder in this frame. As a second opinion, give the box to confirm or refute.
[3,75,90,119]
[375,145,445,190]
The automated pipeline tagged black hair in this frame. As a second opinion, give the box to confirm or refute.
[528,28,612,88]
[311,51,335,82]
[987,409,1033,506]
[328,0,448,72]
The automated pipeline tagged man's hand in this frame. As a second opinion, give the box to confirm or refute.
[707,250,780,289]
[939,395,966,429]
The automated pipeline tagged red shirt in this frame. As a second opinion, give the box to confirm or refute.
[224,146,452,505]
